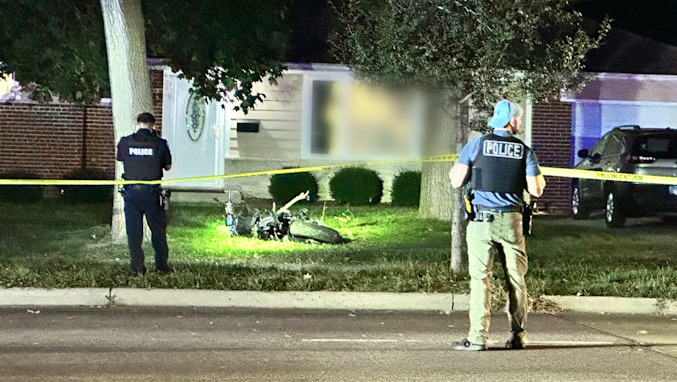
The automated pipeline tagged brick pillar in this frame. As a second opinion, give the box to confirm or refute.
[531,100,573,215]
[84,105,115,178]
[150,68,164,132]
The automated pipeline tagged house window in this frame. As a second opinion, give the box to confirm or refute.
[305,76,421,159]
[310,80,339,155]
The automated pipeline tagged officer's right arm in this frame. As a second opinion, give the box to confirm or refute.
[160,139,172,171]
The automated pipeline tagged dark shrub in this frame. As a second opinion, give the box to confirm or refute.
[0,171,43,203]
[329,167,383,205]
[391,171,422,207]
[269,170,319,204]
[61,168,113,203]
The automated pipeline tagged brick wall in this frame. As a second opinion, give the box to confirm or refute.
[0,69,164,180]
[531,100,573,215]
[0,104,109,178]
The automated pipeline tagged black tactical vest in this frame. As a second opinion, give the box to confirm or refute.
[122,130,164,181]
[470,133,528,193]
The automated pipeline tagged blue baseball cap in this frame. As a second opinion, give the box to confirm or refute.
[487,99,519,129]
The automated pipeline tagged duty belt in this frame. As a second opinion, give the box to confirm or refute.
[127,184,161,190]
[475,205,523,213]
[472,205,522,223]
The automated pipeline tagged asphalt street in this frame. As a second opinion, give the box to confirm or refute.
[1,307,676,381]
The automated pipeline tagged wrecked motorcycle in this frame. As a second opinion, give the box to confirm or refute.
[217,191,344,244]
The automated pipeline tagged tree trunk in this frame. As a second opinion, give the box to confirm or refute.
[418,90,470,272]
[449,100,471,272]
[449,186,465,272]
[100,0,154,244]
[418,93,458,222]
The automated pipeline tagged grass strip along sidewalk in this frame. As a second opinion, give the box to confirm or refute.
[1,201,677,303]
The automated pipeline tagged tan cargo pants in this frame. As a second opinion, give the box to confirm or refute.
[466,211,528,345]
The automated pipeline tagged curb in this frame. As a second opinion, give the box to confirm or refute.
[0,288,111,307]
[0,288,467,312]
[1,288,675,315]
[542,295,677,315]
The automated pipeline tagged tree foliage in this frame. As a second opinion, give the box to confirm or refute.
[329,0,611,270]
[143,0,290,112]
[0,0,109,103]
[0,0,292,112]
[330,0,610,111]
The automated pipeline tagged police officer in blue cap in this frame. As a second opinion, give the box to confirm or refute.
[116,112,172,275]
[449,99,546,351]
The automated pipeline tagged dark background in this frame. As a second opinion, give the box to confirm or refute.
[576,0,677,46]
[286,0,677,63]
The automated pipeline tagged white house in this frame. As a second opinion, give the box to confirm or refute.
[163,63,430,203]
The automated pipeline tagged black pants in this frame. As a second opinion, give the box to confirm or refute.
[124,187,169,274]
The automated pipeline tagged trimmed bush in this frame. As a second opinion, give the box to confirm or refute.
[329,167,383,205]
[269,170,319,204]
[61,168,113,203]
[391,171,422,207]
[0,171,43,203]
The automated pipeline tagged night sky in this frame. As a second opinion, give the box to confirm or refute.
[287,0,677,63]
[286,0,337,63]
[576,0,677,46]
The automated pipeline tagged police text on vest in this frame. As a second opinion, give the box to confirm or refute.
[482,141,523,159]
[129,147,154,156]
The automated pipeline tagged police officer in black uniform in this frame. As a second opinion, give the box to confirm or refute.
[116,112,172,275]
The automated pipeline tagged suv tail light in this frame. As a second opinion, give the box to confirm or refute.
[628,155,657,164]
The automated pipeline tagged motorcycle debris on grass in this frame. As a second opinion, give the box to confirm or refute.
[215,191,345,245]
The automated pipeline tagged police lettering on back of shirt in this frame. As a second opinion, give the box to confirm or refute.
[129,147,154,156]
[482,140,524,159]
[117,129,171,181]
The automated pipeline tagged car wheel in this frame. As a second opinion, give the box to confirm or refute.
[605,190,626,228]
[571,184,590,220]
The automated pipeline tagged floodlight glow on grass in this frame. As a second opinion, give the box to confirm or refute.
[170,206,417,259]
[173,219,324,259]
[168,205,400,262]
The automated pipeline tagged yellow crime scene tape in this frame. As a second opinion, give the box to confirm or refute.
[0,153,676,186]
[540,167,677,186]
[0,155,460,186]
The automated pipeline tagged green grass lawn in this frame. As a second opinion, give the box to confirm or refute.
[1,200,677,301]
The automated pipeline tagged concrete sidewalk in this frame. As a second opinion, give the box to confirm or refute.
[1,288,676,315]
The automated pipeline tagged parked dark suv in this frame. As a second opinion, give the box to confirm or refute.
[571,125,677,227]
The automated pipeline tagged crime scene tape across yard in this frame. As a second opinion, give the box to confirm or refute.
[1,153,677,186]
[0,155,459,186]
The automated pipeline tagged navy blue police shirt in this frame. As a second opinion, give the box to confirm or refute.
[116,129,172,181]
[457,130,541,208]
